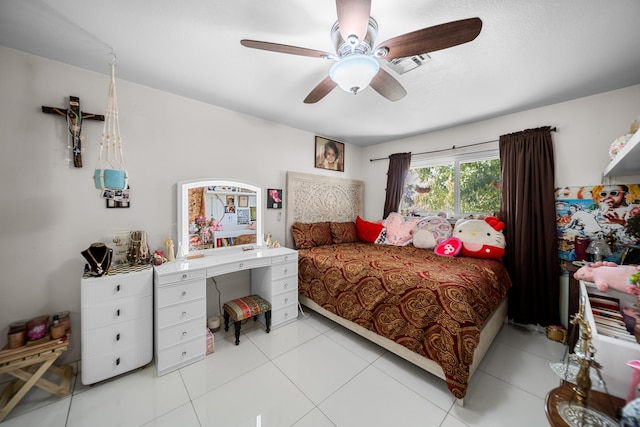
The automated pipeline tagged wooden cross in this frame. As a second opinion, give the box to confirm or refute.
[42,96,104,168]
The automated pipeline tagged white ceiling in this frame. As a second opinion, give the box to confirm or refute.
[1,0,639,146]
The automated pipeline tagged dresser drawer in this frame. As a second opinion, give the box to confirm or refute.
[81,295,152,330]
[270,289,298,310]
[81,316,152,357]
[157,298,206,328]
[155,268,206,286]
[82,269,152,306]
[270,261,298,281]
[81,343,153,385]
[157,317,205,350]
[270,253,298,265]
[156,279,205,308]
[157,337,205,375]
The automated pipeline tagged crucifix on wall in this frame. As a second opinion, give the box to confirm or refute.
[42,96,104,168]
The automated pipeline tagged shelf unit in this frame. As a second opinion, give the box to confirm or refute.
[603,128,640,177]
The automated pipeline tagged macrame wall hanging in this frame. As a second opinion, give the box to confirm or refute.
[94,53,129,199]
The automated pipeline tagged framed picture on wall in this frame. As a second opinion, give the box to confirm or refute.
[267,189,282,209]
[315,136,344,172]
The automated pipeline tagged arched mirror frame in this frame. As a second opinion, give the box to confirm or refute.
[177,178,263,256]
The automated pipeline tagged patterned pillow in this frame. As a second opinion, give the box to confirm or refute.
[413,216,453,249]
[291,222,333,249]
[330,222,358,244]
[355,216,384,243]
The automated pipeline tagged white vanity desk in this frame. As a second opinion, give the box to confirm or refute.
[153,246,298,376]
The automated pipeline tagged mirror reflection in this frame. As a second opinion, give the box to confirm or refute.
[177,179,263,255]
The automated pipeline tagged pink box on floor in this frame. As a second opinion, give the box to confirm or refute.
[206,328,214,355]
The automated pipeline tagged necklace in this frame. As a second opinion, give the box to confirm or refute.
[86,245,110,275]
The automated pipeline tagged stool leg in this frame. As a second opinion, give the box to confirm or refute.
[223,311,230,332]
[265,310,271,333]
[233,321,241,345]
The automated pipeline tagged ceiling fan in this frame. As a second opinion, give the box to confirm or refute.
[240,0,482,103]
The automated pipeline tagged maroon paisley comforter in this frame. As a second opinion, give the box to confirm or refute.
[298,242,512,398]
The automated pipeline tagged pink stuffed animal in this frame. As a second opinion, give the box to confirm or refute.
[573,261,640,292]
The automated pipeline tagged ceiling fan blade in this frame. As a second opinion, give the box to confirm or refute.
[241,40,333,59]
[370,69,407,102]
[304,76,338,104]
[336,0,371,42]
[376,17,482,60]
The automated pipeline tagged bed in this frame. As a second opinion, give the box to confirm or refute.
[285,171,512,404]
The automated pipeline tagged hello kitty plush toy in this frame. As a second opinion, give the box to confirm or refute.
[434,216,506,259]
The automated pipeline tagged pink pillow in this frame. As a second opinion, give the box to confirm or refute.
[356,216,384,243]
[434,237,462,257]
[383,213,420,246]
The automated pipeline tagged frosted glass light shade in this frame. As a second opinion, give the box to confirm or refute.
[329,54,379,94]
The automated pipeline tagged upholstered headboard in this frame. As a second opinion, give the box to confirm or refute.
[285,171,364,248]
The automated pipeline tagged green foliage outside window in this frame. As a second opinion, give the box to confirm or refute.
[401,158,501,216]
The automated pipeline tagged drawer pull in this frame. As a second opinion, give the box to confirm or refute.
[284,256,289,261]
[182,351,187,357]
[116,284,121,292]
[116,333,120,341]
[284,312,289,317]
[182,331,187,337]
[116,357,120,366]
[182,274,187,280]
[284,283,288,289]
[284,298,289,304]
[239,263,244,268]
[181,291,187,297]
[116,309,121,317]
[284,268,288,274]
[181,311,187,317]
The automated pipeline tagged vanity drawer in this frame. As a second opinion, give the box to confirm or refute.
[270,261,298,281]
[82,268,152,306]
[206,257,270,277]
[157,317,205,350]
[270,289,298,309]
[157,298,206,328]
[271,275,298,295]
[155,268,206,286]
[156,279,205,308]
[81,295,152,330]
[270,304,298,328]
[271,253,298,265]
[157,338,205,376]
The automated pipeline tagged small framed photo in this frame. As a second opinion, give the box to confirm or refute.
[238,195,249,208]
[267,189,282,209]
[315,136,344,172]
[105,186,130,208]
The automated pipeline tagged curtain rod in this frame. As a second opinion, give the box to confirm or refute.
[369,126,557,162]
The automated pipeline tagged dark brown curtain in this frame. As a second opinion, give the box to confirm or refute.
[383,152,412,218]
[499,127,560,326]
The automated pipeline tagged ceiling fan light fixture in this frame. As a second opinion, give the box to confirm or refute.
[329,54,380,94]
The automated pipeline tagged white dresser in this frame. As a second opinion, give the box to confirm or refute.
[80,265,153,385]
[153,246,298,376]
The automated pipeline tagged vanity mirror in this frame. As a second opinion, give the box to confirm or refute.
[177,178,263,255]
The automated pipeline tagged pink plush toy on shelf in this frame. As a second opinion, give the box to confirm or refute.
[573,261,640,293]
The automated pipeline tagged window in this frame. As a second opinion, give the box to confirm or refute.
[400,150,501,218]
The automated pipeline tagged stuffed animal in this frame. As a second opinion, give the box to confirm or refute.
[435,216,506,259]
[573,261,640,293]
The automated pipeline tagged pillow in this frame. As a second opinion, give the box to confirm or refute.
[330,221,358,244]
[356,216,384,243]
[383,212,420,246]
[412,216,453,249]
[291,222,332,249]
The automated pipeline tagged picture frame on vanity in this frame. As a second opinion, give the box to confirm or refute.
[315,136,344,172]
[267,189,282,209]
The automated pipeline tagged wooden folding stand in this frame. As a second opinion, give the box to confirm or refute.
[0,333,73,422]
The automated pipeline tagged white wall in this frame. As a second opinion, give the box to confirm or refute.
[362,84,640,219]
[0,46,363,360]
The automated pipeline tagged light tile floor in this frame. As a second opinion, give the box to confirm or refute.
[1,307,568,427]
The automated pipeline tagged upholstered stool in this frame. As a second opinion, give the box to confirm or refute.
[223,294,271,345]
